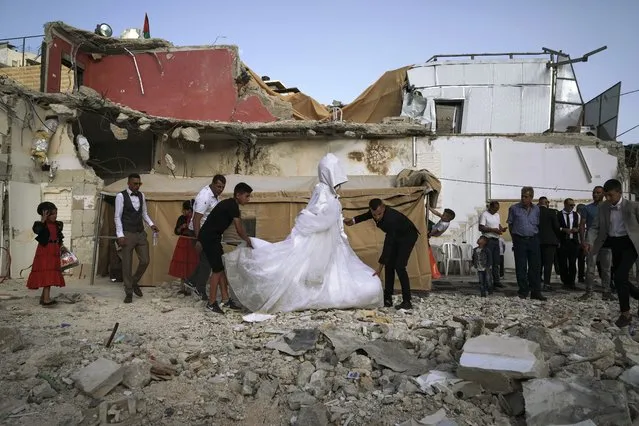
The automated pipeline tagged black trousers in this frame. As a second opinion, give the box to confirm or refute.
[188,250,211,294]
[384,234,418,303]
[540,244,557,286]
[607,236,638,313]
[500,255,505,277]
[558,239,579,286]
[577,246,586,281]
[486,238,501,285]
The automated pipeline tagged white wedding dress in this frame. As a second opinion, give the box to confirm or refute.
[224,153,384,313]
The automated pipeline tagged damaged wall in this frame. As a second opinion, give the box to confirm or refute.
[45,35,289,122]
[154,136,415,178]
[154,132,622,271]
[0,94,103,278]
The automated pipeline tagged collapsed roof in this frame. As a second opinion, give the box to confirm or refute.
[43,21,412,125]
[0,77,430,139]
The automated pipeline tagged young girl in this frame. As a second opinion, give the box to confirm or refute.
[169,200,198,293]
[27,202,66,305]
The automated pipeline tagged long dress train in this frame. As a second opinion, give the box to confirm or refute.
[224,153,383,313]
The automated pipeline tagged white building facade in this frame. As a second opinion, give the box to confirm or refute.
[395,51,623,269]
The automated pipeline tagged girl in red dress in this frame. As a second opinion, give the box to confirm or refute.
[27,202,66,306]
[169,200,198,291]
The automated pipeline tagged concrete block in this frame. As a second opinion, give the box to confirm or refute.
[72,182,85,194]
[457,335,547,393]
[72,197,85,210]
[523,378,630,426]
[71,358,123,398]
[71,210,84,238]
[122,359,151,389]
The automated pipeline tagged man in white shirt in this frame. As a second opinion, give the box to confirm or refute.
[184,175,226,300]
[585,179,639,328]
[479,201,507,288]
[114,173,158,303]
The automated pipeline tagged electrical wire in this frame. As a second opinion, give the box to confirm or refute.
[618,124,639,139]
[436,176,602,193]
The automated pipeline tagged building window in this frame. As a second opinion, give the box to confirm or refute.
[435,100,464,134]
[61,57,84,88]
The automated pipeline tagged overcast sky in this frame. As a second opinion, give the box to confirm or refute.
[2,0,638,143]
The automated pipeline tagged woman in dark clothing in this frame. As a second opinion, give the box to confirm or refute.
[168,200,198,287]
[27,201,66,306]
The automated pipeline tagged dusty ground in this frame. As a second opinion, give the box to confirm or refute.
[0,274,635,426]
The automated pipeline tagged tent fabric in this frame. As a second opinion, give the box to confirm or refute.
[341,66,411,124]
[101,174,428,201]
[284,92,331,121]
[244,65,331,121]
[98,173,435,291]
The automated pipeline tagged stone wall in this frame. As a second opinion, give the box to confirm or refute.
[1,64,74,92]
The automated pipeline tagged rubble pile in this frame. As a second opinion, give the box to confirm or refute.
[0,279,638,425]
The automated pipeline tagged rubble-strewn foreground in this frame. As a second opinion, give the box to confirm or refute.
[1,278,638,426]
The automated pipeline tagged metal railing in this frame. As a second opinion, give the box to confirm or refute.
[0,35,45,66]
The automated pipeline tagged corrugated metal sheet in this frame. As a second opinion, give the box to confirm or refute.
[407,59,552,133]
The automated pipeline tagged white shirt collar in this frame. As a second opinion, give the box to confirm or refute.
[611,198,624,210]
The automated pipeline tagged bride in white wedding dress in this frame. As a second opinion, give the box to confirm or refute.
[224,153,384,313]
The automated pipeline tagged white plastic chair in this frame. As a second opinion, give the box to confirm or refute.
[441,242,464,276]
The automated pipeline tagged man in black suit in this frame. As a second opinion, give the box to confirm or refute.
[345,199,419,310]
[538,197,560,291]
[557,198,580,289]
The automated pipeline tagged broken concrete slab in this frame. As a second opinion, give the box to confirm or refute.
[287,391,317,410]
[620,366,639,389]
[266,329,319,356]
[71,357,123,398]
[180,127,200,142]
[320,326,367,361]
[457,335,547,393]
[615,335,639,366]
[523,378,631,426]
[49,103,77,118]
[359,340,430,376]
[116,113,129,123]
[397,408,459,426]
[295,403,328,426]
[122,358,151,389]
[109,123,128,140]
[0,327,26,353]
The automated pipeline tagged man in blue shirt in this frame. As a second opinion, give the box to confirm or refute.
[507,186,545,301]
[579,185,614,300]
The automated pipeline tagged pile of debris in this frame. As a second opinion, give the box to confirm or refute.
[0,280,638,425]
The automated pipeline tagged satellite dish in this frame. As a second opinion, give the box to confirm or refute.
[95,23,113,38]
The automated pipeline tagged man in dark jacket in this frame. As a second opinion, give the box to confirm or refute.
[345,199,419,310]
[538,197,560,291]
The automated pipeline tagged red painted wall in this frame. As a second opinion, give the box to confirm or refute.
[46,36,276,123]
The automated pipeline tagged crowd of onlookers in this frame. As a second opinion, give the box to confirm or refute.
[465,179,639,329]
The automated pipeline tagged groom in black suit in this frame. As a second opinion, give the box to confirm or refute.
[344,199,419,310]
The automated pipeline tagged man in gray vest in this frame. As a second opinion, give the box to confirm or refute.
[114,173,159,303]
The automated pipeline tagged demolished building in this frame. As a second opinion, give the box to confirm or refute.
[0,21,628,281]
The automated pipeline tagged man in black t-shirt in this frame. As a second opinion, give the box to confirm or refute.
[198,182,253,314]
[344,198,419,310]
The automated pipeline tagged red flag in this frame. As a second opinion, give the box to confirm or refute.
[143,13,150,39]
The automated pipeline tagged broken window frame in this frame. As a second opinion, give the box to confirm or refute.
[434,100,464,134]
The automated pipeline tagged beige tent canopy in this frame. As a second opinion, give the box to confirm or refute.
[96,172,439,290]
